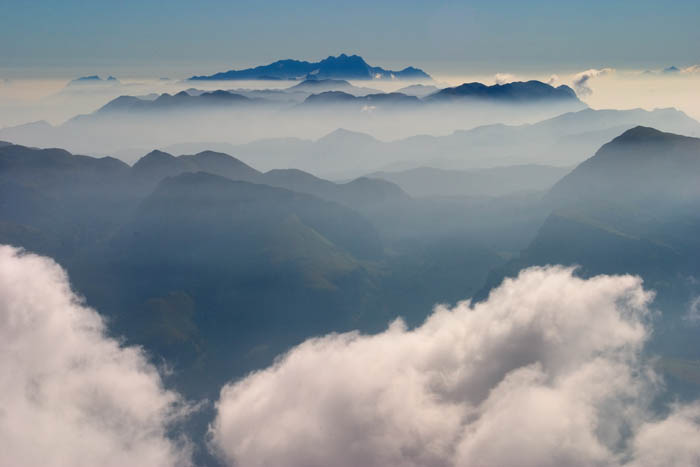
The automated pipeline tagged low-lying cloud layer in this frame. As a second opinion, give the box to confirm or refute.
[211,266,700,467]
[0,246,190,467]
[2,246,699,467]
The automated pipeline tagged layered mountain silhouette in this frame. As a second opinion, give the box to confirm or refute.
[0,79,594,158]
[173,107,700,178]
[189,53,432,81]
[0,141,515,398]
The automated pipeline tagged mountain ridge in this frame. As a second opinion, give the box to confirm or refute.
[189,53,432,81]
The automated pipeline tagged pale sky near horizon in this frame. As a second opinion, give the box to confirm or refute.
[2,0,700,79]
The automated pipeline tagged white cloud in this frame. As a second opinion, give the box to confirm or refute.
[0,245,191,467]
[572,67,614,96]
[682,64,700,74]
[684,295,700,324]
[546,74,560,86]
[211,265,700,467]
[494,73,517,85]
[629,402,700,467]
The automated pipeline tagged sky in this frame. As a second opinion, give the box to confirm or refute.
[2,0,700,79]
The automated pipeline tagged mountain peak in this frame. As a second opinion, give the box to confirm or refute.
[547,127,700,206]
[611,126,672,143]
[132,150,177,170]
[189,54,431,81]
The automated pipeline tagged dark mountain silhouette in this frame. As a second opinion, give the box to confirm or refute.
[426,80,581,103]
[189,53,431,81]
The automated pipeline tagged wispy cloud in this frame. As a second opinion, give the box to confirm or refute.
[494,73,517,84]
[546,74,560,86]
[572,67,615,96]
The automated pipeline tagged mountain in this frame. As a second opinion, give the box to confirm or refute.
[189,53,432,81]
[0,141,533,399]
[73,171,386,393]
[131,149,262,186]
[426,80,582,103]
[0,143,130,196]
[93,90,255,115]
[547,126,700,206]
[476,127,700,356]
[197,107,700,178]
[0,144,136,261]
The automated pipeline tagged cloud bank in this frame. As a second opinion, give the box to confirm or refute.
[572,67,614,96]
[212,266,700,467]
[0,245,190,467]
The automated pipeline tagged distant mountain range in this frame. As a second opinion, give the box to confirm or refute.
[67,75,119,86]
[427,80,579,102]
[161,107,700,178]
[189,54,432,81]
[64,79,580,122]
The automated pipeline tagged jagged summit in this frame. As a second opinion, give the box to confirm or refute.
[188,54,432,81]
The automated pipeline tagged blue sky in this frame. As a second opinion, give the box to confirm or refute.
[2,0,699,78]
